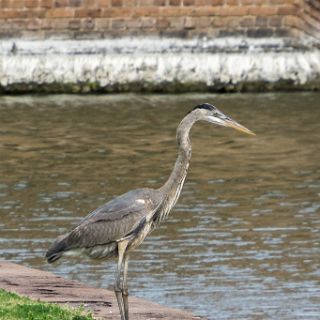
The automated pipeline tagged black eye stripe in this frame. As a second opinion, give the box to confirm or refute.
[187,103,216,115]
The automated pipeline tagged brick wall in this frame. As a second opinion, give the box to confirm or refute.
[0,0,319,40]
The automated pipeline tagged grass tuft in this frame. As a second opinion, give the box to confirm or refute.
[0,289,94,320]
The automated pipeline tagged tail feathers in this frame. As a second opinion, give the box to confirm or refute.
[45,234,69,264]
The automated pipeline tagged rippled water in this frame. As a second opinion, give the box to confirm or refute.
[0,93,319,319]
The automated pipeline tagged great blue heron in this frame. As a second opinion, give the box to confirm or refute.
[46,103,254,320]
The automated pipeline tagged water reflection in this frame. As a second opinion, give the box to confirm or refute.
[0,93,319,319]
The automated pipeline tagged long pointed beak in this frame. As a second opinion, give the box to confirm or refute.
[224,118,255,136]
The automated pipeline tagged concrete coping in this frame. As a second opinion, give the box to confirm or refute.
[0,36,319,56]
[0,260,205,320]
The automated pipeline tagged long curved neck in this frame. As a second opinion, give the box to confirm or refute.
[156,113,197,222]
[162,115,194,191]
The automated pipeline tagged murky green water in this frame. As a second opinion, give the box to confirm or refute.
[0,93,319,319]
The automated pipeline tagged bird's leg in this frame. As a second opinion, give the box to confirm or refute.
[114,240,128,320]
[122,254,130,320]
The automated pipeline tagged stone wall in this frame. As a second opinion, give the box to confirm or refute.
[0,0,319,41]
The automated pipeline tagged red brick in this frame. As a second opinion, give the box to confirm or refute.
[211,0,223,5]
[111,0,122,7]
[169,0,181,6]
[102,7,131,17]
[154,0,166,5]
[54,0,68,7]
[195,0,211,5]
[225,0,238,5]
[277,5,298,15]
[46,7,74,17]
[0,0,11,9]
[247,6,277,16]
[240,0,254,4]
[220,6,248,16]
[75,8,101,17]
[83,0,96,6]
[25,0,39,8]
[10,0,25,8]
[39,0,53,8]
[97,0,110,7]
[132,7,160,17]
[25,8,46,18]
[183,0,195,5]
[0,10,26,18]
[156,17,170,28]
[139,0,154,5]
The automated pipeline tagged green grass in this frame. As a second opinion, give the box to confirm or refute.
[0,289,94,320]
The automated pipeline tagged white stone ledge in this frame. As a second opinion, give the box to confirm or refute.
[0,38,319,92]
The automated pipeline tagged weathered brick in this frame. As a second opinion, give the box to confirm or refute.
[68,18,81,29]
[140,17,156,28]
[95,18,111,29]
[197,16,211,28]
[111,18,126,29]
[184,16,196,28]
[82,18,95,29]
[27,18,41,30]
[247,27,274,37]
[156,17,170,28]
[269,16,283,27]
[51,18,70,29]
[69,0,82,7]
[240,16,255,27]
[256,15,268,26]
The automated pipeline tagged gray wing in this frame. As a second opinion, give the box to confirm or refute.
[46,188,161,260]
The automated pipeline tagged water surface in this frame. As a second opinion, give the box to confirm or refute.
[0,93,319,319]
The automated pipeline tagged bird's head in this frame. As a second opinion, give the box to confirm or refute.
[190,103,255,135]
